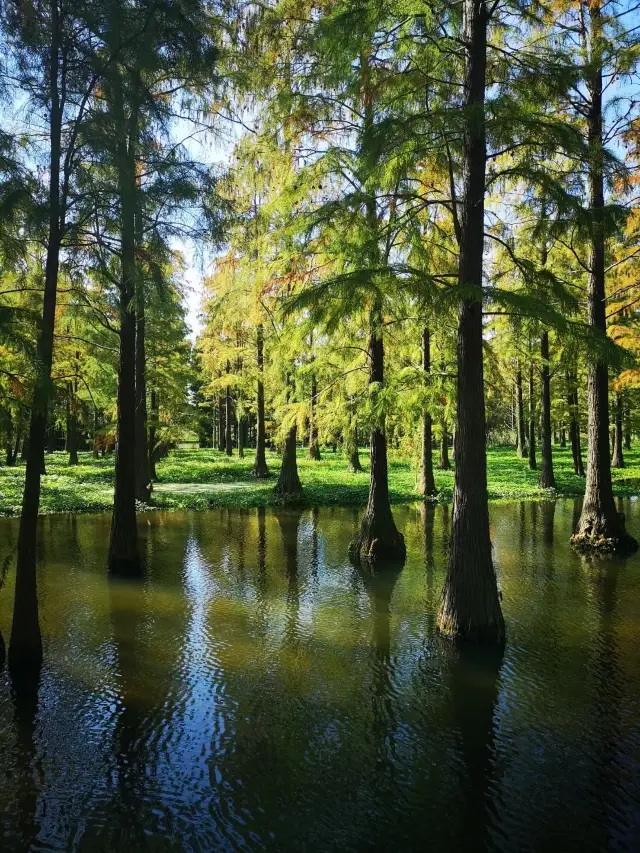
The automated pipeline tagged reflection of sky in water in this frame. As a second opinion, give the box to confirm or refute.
[1,501,640,852]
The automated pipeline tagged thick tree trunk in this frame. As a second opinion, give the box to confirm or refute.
[573,2,635,552]
[539,331,555,489]
[253,323,269,477]
[108,74,140,576]
[437,0,504,643]
[612,392,624,469]
[134,277,150,502]
[274,423,304,500]
[349,305,405,565]
[309,373,321,460]
[420,328,437,496]
[516,365,526,457]
[528,364,537,470]
[10,11,64,680]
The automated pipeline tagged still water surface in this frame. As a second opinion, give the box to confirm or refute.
[0,500,639,852]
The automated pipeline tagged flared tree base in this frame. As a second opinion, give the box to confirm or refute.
[347,451,363,473]
[437,607,506,646]
[348,510,406,567]
[252,461,270,479]
[437,561,505,646]
[309,443,321,461]
[571,507,638,556]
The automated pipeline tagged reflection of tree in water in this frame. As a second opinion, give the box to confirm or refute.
[420,503,436,635]
[257,506,267,592]
[448,642,503,853]
[12,676,42,849]
[583,558,627,851]
[274,507,304,648]
[108,578,149,849]
[359,566,402,794]
[310,507,320,584]
[541,500,556,548]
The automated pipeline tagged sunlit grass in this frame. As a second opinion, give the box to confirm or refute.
[0,442,639,515]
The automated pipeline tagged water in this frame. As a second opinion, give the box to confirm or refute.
[0,500,639,852]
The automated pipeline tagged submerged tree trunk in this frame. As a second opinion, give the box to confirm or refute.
[420,328,437,497]
[516,365,526,458]
[539,331,555,489]
[309,372,321,460]
[437,0,504,643]
[253,323,269,477]
[349,304,405,565]
[573,1,635,552]
[10,9,64,679]
[108,74,140,576]
[528,364,537,471]
[612,392,624,469]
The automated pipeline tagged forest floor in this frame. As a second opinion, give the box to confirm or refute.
[0,445,639,516]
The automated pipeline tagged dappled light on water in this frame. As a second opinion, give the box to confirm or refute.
[1,500,640,851]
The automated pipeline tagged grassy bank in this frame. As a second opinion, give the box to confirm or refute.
[0,444,639,516]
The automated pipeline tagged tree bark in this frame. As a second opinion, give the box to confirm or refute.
[437,0,504,643]
[539,331,555,489]
[612,391,624,469]
[420,328,437,496]
[10,6,64,679]
[274,373,304,501]
[516,364,526,457]
[253,323,269,477]
[572,0,635,551]
[108,72,140,576]
[218,394,225,451]
[349,304,405,564]
[66,381,79,466]
[624,396,631,450]
[528,364,537,470]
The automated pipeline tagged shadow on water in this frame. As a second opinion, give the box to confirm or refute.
[446,640,504,853]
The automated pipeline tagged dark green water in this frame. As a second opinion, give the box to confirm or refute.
[0,500,639,852]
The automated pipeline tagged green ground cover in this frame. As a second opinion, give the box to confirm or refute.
[0,444,638,516]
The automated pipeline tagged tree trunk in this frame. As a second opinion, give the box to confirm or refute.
[108,73,140,576]
[516,365,526,457]
[148,389,158,481]
[309,373,321,460]
[253,323,269,477]
[624,396,631,450]
[225,362,233,457]
[10,8,64,680]
[573,1,636,552]
[528,364,537,470]
[349,304,405,565]
[66,381,79,466]
[560,428,566,448]
[439,420,451,470]
[238,414,245,458]
[539,331,555,489]
[134,274,150,502]
[612,392,624,469]
[346,423,363,473]
[437,0,504,643]
[218,394,225,451]
[567,371,585,477]
[5,410,14,466]
[420,328,437,496]
[274,371,304,501]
